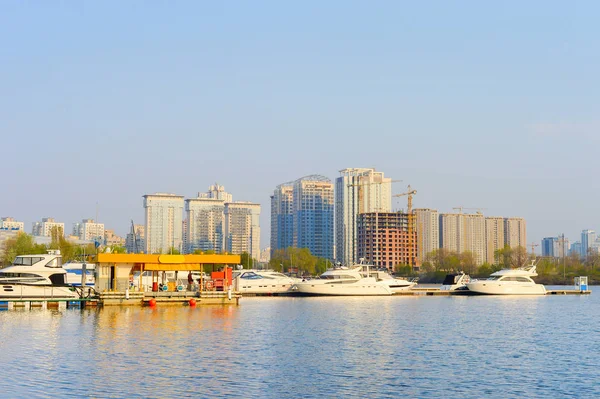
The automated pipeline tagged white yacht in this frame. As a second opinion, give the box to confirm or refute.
[233,270,298,294]
[290,265,393,296]
[369,269,417,293]
[465,261,546,295]
[0,251,79,299]
[63,262,96,286]
[440,272,471,291]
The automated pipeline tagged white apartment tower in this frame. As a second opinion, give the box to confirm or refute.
[335,168,392,265]
[440,212,486,265]
[485,217,505,264]
[73,219,105,242]
[504,217,527,249]
[198,183,233,203]
[185,198,225,253]
[224,202,261,260]
[0,217,24,231]
[414,208,439,265]
[32,217,64,237]
[143,193,184,254]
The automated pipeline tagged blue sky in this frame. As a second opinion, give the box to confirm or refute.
[1,1,598,250]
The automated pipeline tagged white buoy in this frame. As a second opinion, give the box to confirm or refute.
[125,288,130,299]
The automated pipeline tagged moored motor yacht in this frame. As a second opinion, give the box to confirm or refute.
[232,270,298,294]
[440,272,471,291]
[465,261,546,295]
[0,250,79,299]
[369,269,417,293]
[290,264,393,296]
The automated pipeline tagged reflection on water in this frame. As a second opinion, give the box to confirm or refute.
[0,292,599,398]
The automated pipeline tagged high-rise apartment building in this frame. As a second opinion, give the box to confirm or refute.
[485,217,505,264]
[32,217,64,237]
[224,202,260,260]
[104,229,125,246]
[0,217,24,231]
[504,217,527,249]
[414,208,439,265]
[198,183,233,203]
[73,219,105,242]
[270,183,294,254]
[440,212,486,265]
[125,224,145,253]
[335,168,392,265]
[357,212,417,270]
[185,197,225,253]
[143,193,184,254]
[541,236,568,258]
[581,230,596,258]
[292,175,334,260]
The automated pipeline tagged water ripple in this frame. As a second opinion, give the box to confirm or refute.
[0,291,599,398]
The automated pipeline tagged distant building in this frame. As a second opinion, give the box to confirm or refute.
[541,236,569,258]
[143,193,184,254]
[570,241,582,257]
[357,212,417,270]
[185,197,225,253]
[32,217,64,237]
[125,224,145,253]
[439,212,486,265]
[104,229,125,246]
[270,183,294,255]
[0,217,24,232]
[541,237,558,257]
[259,247,271,263]
[197,183,233,203]
[292,176,334,260]
[224,202,261,260]
[581,230,596,258]
[414,208,439,265]
[335,168,392,265]
[485,217,505,264]
[504,217,527,249]
[73,219,105,242]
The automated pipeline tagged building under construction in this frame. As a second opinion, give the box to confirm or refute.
[357,212,418,271]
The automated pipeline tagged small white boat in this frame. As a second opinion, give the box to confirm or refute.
[440,272,471,291]
[0,250,78,299]
[233,270,298,294]
[290,264,393,296]
[465,261,546,295]
[63,262,96,286]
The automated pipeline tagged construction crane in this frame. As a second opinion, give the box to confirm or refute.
[392,185,417,214]
[392,185,417,267]
[453,206,487,214]
[346,179,402,213]
[530,242,539,256]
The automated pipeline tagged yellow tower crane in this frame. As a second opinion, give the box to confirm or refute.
[347,179,402,213]
[392,185,417,267]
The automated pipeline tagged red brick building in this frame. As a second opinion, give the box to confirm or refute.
[357,212,418,270]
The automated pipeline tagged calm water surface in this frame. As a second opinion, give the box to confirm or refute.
[1,288,598,398]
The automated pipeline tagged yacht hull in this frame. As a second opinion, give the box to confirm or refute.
[465,282,546,295]
[290,280,393,296]
[0,284,78,299]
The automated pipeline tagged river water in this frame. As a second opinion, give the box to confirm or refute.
[1,288,598,398]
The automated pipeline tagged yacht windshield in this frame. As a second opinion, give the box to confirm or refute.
[486,276,503,281]
[13,257,45,266]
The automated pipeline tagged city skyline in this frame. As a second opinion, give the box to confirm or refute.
[1,2,599,252]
